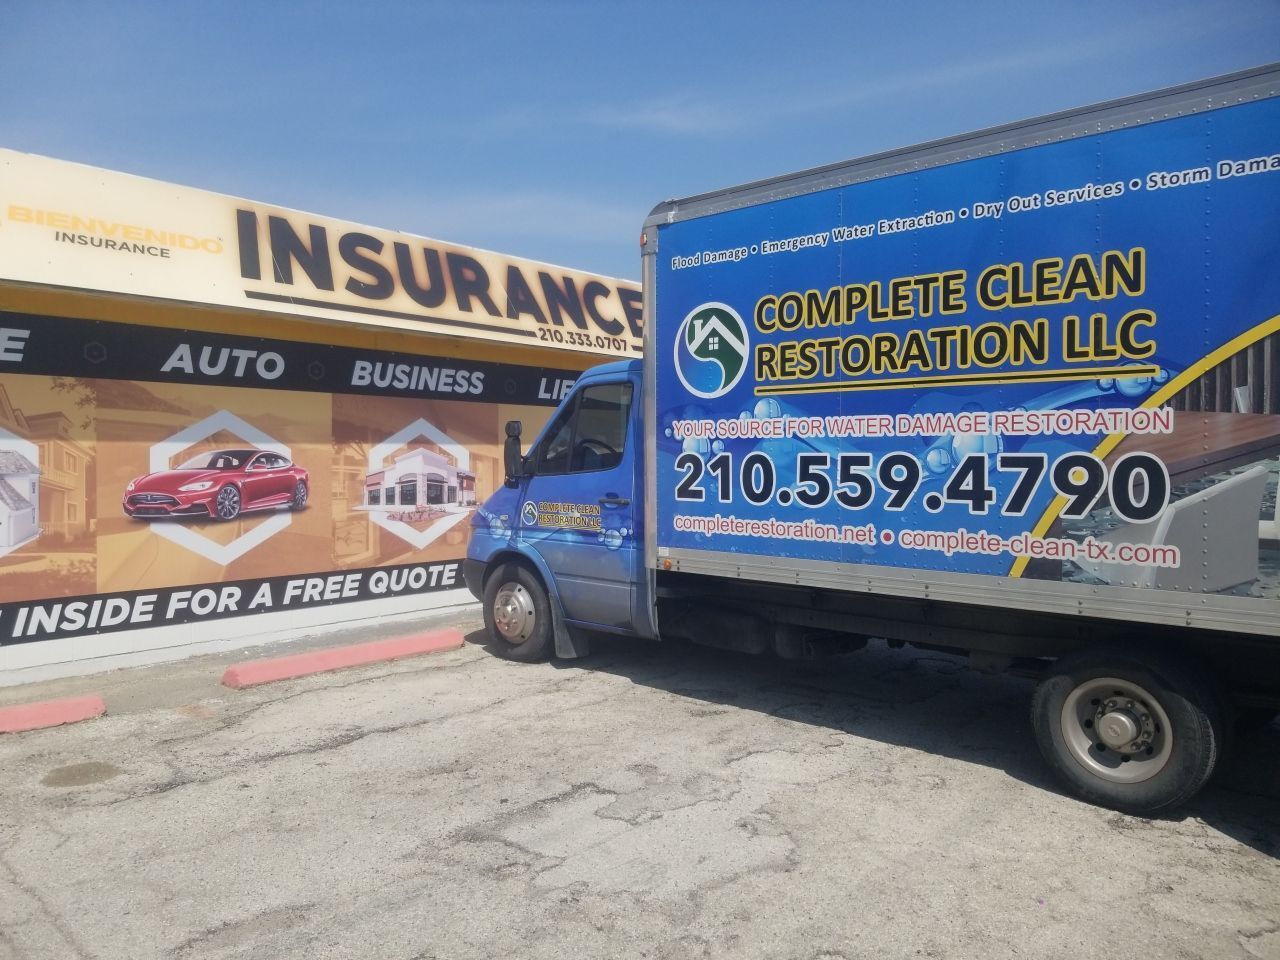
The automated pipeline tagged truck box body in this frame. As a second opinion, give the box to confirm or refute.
[644,65,1280,638]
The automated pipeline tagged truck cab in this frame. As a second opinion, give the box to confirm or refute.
[463,359,654,660]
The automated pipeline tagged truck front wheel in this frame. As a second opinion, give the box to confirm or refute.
[1031,648,1224,814]
[483,562,553,662]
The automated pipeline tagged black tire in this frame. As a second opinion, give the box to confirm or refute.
[1031,647,1225,814]
[214,484,242,521]
[482,562,553,662]
[291,481,308,511]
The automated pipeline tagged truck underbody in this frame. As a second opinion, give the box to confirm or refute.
[655,570,1280,711]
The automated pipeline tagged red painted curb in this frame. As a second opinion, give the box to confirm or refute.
[0,695,107,734]
[221,628,465,689]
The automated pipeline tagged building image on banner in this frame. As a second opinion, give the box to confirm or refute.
[0,450,40,550]
[0,379,97,599]
[365,450,474,510]
[0,150,640,680]
[357,415,480,551]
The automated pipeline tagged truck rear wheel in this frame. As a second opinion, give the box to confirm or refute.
[483,562,553,662]
[1031,648,1224,814]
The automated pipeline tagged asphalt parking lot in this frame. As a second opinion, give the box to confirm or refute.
[2,608,1278,960]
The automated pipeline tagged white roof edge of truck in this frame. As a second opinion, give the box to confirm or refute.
[644,61,1280,228]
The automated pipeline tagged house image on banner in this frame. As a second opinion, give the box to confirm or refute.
[0,383,91,544]
[364,446,476,513]
[0,449,40,550]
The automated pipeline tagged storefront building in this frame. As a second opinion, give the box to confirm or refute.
[0,150,640,682]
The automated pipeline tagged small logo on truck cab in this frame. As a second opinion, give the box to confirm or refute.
[674,302,749,398]
[521,500,539,526]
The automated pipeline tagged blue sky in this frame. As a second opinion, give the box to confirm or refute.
[3,1,1278,281]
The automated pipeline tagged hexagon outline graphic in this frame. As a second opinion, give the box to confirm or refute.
[365,418,472,550]
[0,426,41,559]
[146,410,292,566]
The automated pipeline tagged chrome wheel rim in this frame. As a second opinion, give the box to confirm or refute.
[294,483,307,508]
[492,582,536,644]
[216,487,241,519]
[1060,677,1173,784]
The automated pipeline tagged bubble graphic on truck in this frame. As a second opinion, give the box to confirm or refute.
[753,397,782,420]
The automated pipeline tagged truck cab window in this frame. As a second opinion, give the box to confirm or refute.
[536,382,633,476]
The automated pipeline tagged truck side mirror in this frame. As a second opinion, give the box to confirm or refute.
[503,420,525,485]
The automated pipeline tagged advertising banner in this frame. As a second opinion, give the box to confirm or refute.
[654,97,1280,601]
[0,150,642,356]
[0,310,575,646]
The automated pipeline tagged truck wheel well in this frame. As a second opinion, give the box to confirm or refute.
[484,552,545,592]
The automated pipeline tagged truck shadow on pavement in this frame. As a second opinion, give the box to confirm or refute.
[472,630,1280,859]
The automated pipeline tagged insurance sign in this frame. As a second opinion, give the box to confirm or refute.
[0,150,641,356]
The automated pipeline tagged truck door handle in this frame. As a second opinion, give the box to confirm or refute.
[599,495,631,507]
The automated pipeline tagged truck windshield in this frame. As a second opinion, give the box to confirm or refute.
[537,381,633,475]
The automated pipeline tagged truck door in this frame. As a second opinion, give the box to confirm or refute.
[518,376,640,631]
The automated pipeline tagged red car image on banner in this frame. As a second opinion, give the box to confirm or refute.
[123,449,310,521]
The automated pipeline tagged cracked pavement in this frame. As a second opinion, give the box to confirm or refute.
[1,610,1278,960]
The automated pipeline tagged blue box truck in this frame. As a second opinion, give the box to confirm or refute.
[466,65,1280,812]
